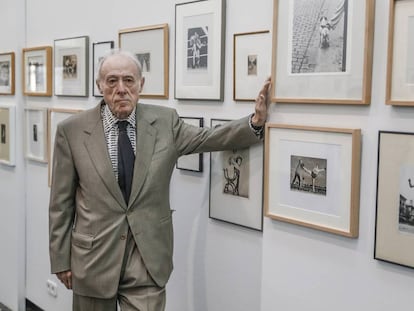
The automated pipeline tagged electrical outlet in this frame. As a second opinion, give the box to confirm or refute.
[46,279,58,297]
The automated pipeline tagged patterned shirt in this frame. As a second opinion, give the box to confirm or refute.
[101,103,136,179]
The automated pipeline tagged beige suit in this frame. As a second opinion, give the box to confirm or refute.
[49,102,261,298]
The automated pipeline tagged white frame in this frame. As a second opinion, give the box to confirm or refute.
[175,0,226,100]
[233,30,271,101]
[24,107,48,163]
[54,36,89,97]
[0,52,15,95]
[0,105,16,166]
[22,46,53,96]
[264,124,361,237]
[271,0,374,104]
[92,41,114,97]
[176,116,204,172]
[119,24,169,99]
[209,118,264,231]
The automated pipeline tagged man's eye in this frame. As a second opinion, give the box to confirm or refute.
[124,78,135,85]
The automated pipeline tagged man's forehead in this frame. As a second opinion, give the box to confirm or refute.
[101,56,138,76]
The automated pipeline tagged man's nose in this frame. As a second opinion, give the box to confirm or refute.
[116,80,127,93]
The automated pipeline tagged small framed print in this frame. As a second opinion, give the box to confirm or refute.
[23,46,53,96]
[209,118,264,231]
[119,24,169,99]
[54,36,89,97]
[0,52,15,95]
[264,124,361,237]
[92,41,114,97]
[271,0,375,104]
[24,107,48,163]
[375,131,414,268]
[176,117,204,172]
[233,30,271,101]
[175,0,226,100]
[48,108,82,186]
[0,105,16,166]
[385,0,414,105]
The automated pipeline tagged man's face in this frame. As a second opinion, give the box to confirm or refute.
[97,54,144,119]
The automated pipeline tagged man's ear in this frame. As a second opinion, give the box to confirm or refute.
[96,80,103,94]
[139,77,145,93]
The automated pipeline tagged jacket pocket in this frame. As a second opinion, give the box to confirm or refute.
[71,231,94,249]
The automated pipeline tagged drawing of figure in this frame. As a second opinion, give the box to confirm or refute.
[1,124,6,144]
[189,32,204,68]
[223,155,243,196]
[222,148,249,198]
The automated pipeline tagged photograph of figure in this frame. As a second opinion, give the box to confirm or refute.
[398,166,414,234]
[1,124,6,144]
[290,155,327,195]
[62,54,77,79]
[291,0,349,74]
[248,54,258,76]
[0,62,10,86]
[187,27,208,69]
[28,56,45,92]
[136,53,151,72]
[221,148,249,198]
[33,124,38,142]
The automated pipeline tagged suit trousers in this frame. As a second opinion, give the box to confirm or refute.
[72,230,166,311]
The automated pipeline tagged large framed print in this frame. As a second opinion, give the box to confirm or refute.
[48,108,82,186]
[92,41,114,97]
[24,107,48,163]
[175,0,226,100]
[233,30,271,101]
[264,124,361,237]
[54,36,89,96]
[209,119,263,231]
[375,131,414,268]
[271,0,375,105]
[0,105,16,166]
[23,46,53,96]
[119,24,169,99]
[0,52,15,95]
[176,116,204,172]
[386,0,414,106]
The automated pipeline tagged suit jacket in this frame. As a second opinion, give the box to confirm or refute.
[49,102,261,298]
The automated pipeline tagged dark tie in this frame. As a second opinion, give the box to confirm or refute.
[117,121,135,204]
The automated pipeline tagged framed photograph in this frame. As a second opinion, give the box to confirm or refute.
[54,36,89,96]
[0,52,15,95]
[23,46,53,96]
[119,24,169,99]
[48,108,82,186]
[385,0,414,106]
[375,131,414,268]
[264,124,361,237]
[92,41,114,97]
[0,105,16,166]
[24,107,48,163]
[271,0,375,104]
[233,30,271,101]
[209,119,264,231]
[176,116,204,172]
[175,0,226,100]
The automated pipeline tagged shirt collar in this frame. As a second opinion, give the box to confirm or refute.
[102,103,136,133]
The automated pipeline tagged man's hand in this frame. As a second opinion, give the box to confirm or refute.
[56,270,72,289]
[251,77,272,127]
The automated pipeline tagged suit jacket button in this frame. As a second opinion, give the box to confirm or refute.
[120,234,126,240]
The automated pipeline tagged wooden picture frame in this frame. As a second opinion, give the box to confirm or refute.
[22,46,53,96]
[375,131,414,268]
[0,52,15,95]
[385,0,414,106]
[54,36,89,97]
[176,116,204,172]
[119,24,169,99]
[24,107,48,163]
[48,108,82,186]
[209,118,264,231]
[271,0,375,104]
[92,41,114,97]
[264,124,361,237]
[233,30,271,101]
[175,0,226,100]
[0,105,16,166]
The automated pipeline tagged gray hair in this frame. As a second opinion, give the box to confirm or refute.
[96,49,142,82]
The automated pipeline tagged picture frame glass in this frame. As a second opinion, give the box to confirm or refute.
[23,47,51,95]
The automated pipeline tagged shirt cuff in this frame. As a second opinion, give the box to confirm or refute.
[248,114,264,139]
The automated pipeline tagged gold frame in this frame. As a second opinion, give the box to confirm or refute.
[0,52,15,95]
[22,46,53,96]
[264,124,361,237]
[119,23,169,99]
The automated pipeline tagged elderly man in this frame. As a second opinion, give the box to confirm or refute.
[49,50,271,311]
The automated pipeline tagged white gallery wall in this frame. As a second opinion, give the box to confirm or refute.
[1,0,414,310]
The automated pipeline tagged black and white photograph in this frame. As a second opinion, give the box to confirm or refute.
[136,52,151,72]
[27,56,45,92]
[63,54,77,79]
[248,55,257,75]
[1,124,5,144]
[398,165,414,234]
[187,27,208,70]
[221,148,249,198]
[32,124,38,142]
[290,155,327,195]
[0,62,10,86]
[291,0,348,74]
